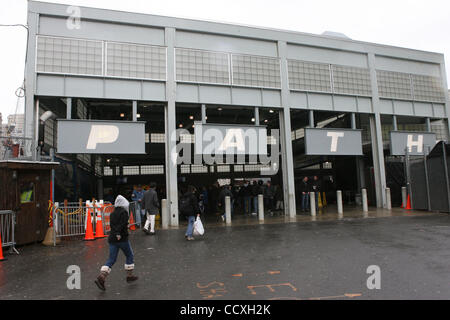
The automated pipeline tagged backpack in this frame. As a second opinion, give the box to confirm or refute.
[179,194,193,215]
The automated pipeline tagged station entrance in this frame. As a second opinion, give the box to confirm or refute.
[175,104,285,222]
[38,98,287,226]
[290,109,377,213]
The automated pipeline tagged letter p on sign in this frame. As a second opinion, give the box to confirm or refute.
[86,125,119,149]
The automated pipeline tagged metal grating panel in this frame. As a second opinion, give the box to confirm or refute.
[150,133,166,143]
[232,54,281,88]
[376,70,412,100]
[180,165,190,174]
[123,166,140,175]
[411,74,445,102]
[140,165,164,175]
[191,165,208,173]
[106,42,166,80]
[36,36,103,75]
[332,65,371,96]
[217,165,230,173]
[176,48,229,84]
[103,166,113,176]
[288,60,331,92]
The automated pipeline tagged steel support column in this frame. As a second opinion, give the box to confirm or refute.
[368,53,387,208]
[392,115,398,131]
[201,104,206,124]
[277,41,296,218]
[25,11,38,159]
[66,98,72,119]
[132,100,137,122]
[425,117,431,132]
[164,27,179,227]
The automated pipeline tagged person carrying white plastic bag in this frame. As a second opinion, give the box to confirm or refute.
[179,185,202,241]
[193,216,204,236]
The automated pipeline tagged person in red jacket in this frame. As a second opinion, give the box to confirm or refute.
[94,195,138,291]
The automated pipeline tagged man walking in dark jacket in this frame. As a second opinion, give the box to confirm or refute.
[142,182,159,235]
[94,195,138,291]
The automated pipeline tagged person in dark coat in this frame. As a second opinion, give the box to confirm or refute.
[311,176,321,211]
[218,185,233,221]
[179,185,201,241]
[142,182,159,235]
[209,183,220,215]
[275,184,284,212]
[250,181,259,215]
[95,195,138,291]
[299,176,310,212]
[264,181,276,215]
[242,181,252,215]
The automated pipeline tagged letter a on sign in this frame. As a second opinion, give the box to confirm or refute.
[86,125,119,149]
[327,132,345,152]
[218,129,245,154]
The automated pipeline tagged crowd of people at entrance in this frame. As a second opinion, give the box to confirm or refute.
[190,180,284,220]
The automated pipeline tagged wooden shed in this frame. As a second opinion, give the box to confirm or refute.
[0,160,58,245]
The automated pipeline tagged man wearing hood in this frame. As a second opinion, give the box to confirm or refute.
[95,195,138,291]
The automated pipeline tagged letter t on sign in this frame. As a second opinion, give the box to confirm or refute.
[327,132,345,152]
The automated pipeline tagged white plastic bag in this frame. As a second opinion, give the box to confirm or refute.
[193,217,204,236]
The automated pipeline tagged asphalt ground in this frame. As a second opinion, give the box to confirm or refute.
[0,213,449,300]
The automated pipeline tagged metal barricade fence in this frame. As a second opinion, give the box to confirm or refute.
[53,203,87,238]
[0,210,19,254]
[53,200,138,239]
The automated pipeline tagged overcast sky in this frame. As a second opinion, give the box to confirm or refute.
[1,0,449,123]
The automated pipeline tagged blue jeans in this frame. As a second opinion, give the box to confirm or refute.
[185,216,196,237]
[105,241,134,268]
[301,193,310,211]
[134,202,142,226]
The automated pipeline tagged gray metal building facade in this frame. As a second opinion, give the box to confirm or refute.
[24,1,450,225]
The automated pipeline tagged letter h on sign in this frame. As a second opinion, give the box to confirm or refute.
[407,134,423,153]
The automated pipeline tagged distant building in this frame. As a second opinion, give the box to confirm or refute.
[7,114,25,135]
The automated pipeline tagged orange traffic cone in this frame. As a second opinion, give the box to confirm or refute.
[129,210,136,231]
[0,232,7,261]
[405,195,412,210]
[84,208,95,241]
[94,205,106,239]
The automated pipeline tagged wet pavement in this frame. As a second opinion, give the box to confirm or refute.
[0,210,449,300]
